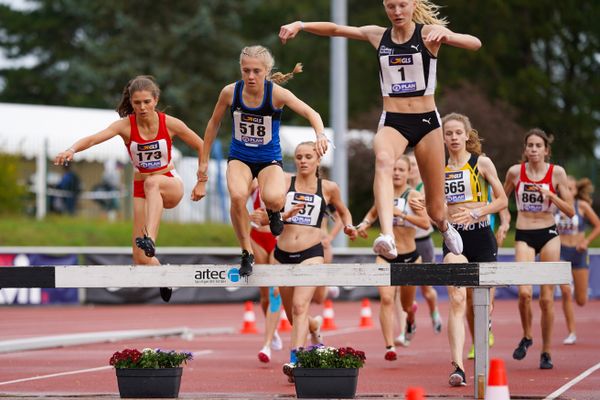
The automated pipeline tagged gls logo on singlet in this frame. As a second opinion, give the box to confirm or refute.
[389,55,414,66]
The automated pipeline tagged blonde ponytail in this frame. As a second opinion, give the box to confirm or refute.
[413,0,448,26]
[271,63,303,85]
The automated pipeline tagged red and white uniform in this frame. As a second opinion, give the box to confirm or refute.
[127,112,172,173]
[515,163,556,213]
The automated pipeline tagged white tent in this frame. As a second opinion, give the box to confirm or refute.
[0,102,131,162]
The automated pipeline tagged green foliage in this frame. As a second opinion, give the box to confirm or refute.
[109,348,193,369]
[295,344,366,369]
[0,153,26,214]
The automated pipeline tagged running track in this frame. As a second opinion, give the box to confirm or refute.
[1,299,598,399]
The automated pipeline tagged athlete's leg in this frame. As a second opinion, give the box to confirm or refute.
[373,127,408,237]
[572,268,589,306]
[445,252,468,371]
[515,242,536,339]
[226,161,254,252]
[257,165,286,212]
[132,197,159,266]
[142,174,183,240]
[539,237,560,355]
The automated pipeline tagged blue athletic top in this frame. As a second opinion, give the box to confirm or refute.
[556,199,586,235]
[228,80,283,163]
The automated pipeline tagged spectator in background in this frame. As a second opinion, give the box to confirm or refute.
[55,164,81,215]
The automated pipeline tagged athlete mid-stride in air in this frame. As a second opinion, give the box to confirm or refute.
[196,46,329,278]
[279,0,482,259]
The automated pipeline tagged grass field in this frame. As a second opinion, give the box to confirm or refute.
[1,215,599,248]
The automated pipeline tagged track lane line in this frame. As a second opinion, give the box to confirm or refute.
[0,350,212,387]
[543,361,600,400]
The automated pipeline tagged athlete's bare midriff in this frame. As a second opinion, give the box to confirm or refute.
[516,211,556,230]
[277,224,322,253]
[447,200,488,225]
[383,93,436,113]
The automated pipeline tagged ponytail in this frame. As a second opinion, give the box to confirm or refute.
[271,63,303,85]
[412,0,448,26]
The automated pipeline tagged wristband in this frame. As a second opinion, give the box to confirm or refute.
[345,224,354,230]
[299,21,305,30]
[66,147,76,154]
[362,219,371,226]
[469,209,481,220]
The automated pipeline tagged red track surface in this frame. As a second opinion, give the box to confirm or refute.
[0,299,599,399]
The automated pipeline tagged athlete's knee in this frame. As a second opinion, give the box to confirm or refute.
[143,176,160,193]
[539,296,554,312]
[449,290,466,311]
[519,291,533,304]
[374,150,395,172]
[292,302,309,318]
[575,293,587,307]
[379,293,394,307]
[229,190,247,207]
[262,192,285,211]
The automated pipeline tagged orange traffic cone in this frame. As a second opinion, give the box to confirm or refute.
[405,387,425,400]
[359,298,374,328]
[321,299,337,330]
[484,358,510,400]
[240,301,258,334]
[278,308,292,332]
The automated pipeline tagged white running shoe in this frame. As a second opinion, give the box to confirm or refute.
[373,234,398,259]
[394,333,410,347]
[258,346,271,363]
[271,330,283,351]
[310,315,323,345]
[326,286,340,299]
[441,224,463,255]
[563,333,577,345]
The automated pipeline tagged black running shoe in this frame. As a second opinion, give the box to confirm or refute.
[540,352,553,369]
[135,235,155,258]
[267,210,284,236]
[159,287,172,303]
[239,250,255,278]
[512,337,533,360]
[283,362,296,383]
[448,362,466,386]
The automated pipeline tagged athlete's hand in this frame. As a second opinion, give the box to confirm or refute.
[424,25,452,44]
[279,21,303,44]
[532,184,553,200]
[409,197,426,211]
[343,224,357,240]
[282,203,305,221]
[355,222,369,239]
[450,207,476,225]
[315,134,329,157]
[495,223,509,247]
[191,181,206,201]
[576,239,589,252]
[250,208,269,226]
[54,148,75,166]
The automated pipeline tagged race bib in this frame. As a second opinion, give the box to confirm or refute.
[233,111,272,147]
[519,183,548,212]
[393,197,407,226]
[379,53,426,95]
[444,170,473,204]
[284,191,322,226]
[130,139,169,171]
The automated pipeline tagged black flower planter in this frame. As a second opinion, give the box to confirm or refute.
[115,367,183,398]
[293,368,359,399]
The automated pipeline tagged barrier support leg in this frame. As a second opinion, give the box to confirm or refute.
[473,287,490,399]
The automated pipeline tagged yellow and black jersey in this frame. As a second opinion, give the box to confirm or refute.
[444,154,488,205]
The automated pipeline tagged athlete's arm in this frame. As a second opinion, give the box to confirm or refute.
[325,180,357,240]
[400,191,429,230]
[496,165,519,246]
[166,116,205,201]
[578,201,600,251]
[54,119,126,166]
[356,204,378,238]
[279,21,385,47]
[549,166,575,217]
[422,25,482,52]
[275,85,328,157]
[197,85,233,191]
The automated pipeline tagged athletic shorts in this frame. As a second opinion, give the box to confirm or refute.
[443,220,497,262]
[227,157,283,179]
[378,110,441,147]
[133,170,179,199]
[415,235,435,263]
[382,249,420,264]
[250,228,277,255]
[560,245,589,269]
[515,225,559,255]
[274,242,324,264]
